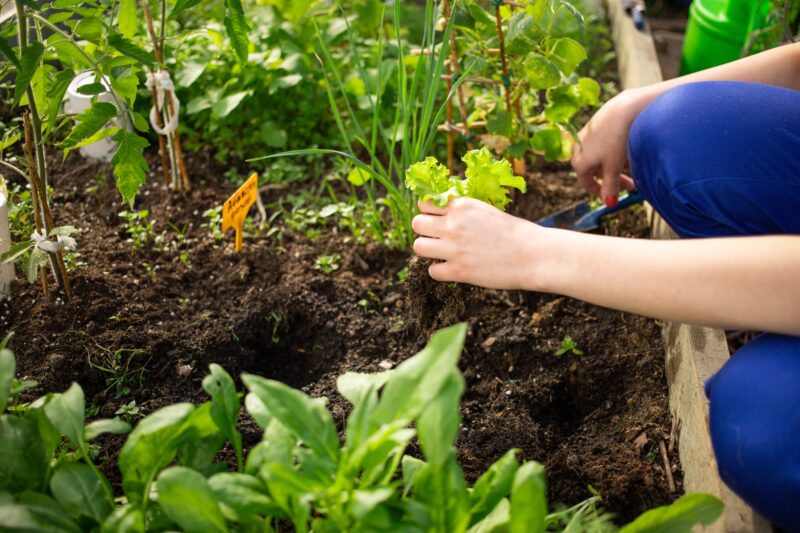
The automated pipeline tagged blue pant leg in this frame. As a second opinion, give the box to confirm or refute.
[705,334,800,531]
[628,81,800,238]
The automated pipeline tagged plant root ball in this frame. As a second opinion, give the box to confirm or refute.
[405,255,473,336]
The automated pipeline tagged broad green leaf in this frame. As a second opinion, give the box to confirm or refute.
[0,348,15,412]
[77,82,106,95]
[50,463,114,524]
[523,55,560,90]
[347,168,371,186]
[468,498,510,533]
[43,382,86,449]
[61,102,117,149]
[466,0,494,25]
[532,126,563,162]
[203,364,242,470]
[108,33,155,66]
[260,122,287,148]
[223,0,249,64]
[401,455,426,495]
[337,370,393,407]
[209,472,278,518]
[68,126,119,151]
[157,467,227,533]
[170,0,204,18]
[509,462,546,533]
[620,493,724,533]
[505,12,539,55]
[463,148,527,210]
[175,62,206,87]
[118,403,194,505]
[85,418,131,440]
[241,374,339,466]
[0,415,49,493]
[574,77,601,107]
[111,129,150,205]
[75,17,103,44]
[416,371,463,466]
[347,488,394,520]
[118,0,137,38]
[413,453,470,533]
[14,42,44,106]
[544,85,581,123]
[469,450,519,526]
[176,402,225,471]
[244,418,294,475]
[100,505,144,533]
[0,129,21,151]
[211,91,250,118]
[548,37,586,76]
[0,500,81,533]
[487,109,512,138]
[45,69,75,131]
[372,323,467,425]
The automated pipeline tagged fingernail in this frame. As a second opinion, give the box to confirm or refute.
[604,196,618,208]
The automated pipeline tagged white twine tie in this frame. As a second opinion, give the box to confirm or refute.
[146,70,181,136]
[31,231,77,254]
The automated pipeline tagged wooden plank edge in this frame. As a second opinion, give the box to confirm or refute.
[602,1,770,531]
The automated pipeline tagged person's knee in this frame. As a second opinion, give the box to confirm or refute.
[706,334,800,530]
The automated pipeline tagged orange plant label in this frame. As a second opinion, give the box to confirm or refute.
[222,172,258,252]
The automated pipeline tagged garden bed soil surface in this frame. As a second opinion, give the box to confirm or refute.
[5,149,680,522]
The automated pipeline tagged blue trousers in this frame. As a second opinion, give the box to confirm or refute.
[628,81,800,530]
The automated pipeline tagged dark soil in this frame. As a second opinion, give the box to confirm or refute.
[3,150,680,522]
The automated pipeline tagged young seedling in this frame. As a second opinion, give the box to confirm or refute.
[202,206,225,243]
[314,253,341,274]
[406,147,526,211]
[555,335,584,357]
[119,210,155,251]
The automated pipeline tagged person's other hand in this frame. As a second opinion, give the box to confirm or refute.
[571,89,642,206]
[411,198,542,290]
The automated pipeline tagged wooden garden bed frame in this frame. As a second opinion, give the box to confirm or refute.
[603,1,770,530]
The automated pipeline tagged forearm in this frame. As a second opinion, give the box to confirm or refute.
[531,231,800,335]
[624,42,800,114]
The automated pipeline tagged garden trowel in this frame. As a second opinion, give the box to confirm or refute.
[536,191,645,232]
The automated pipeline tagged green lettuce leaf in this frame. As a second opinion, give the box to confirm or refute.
[405,157,463,208]
[463,148,526,210]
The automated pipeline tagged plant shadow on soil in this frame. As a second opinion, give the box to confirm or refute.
[4,150,679,522]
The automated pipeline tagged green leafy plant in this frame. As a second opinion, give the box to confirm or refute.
[0,326,725,531]
[445,0,602,164]
[314,253,341,274]
[555,335,584,357]
[202,206,225,244]
[86,344,150,399]
[252,0,466,250]
[406,147,526,209]
[119,210,155,252]
[0,225,80,284]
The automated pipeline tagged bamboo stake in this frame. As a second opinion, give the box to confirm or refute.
[23,114,71,298]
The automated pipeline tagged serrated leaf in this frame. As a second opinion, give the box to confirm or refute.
[462,148,526,210]
[575,77,600,107]
[111,129,150,204]
[170,0,203,19]
[61,102,117,149]
[118,0,137,38]
[223,0,249,64]
[0,38,19,68]
[14,42,44,106]
[0,241,34,264]
[108,33,155,66]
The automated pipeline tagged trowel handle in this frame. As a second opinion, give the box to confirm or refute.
[596,190,646,218]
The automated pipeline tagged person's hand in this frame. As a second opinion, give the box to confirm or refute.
[411,198,544,290]
[571,89,644,206]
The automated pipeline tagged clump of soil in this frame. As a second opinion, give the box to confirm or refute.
[405,255,473,335]
[3,149,680,522]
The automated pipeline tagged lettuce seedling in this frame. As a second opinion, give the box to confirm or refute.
[405,148,527,210]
